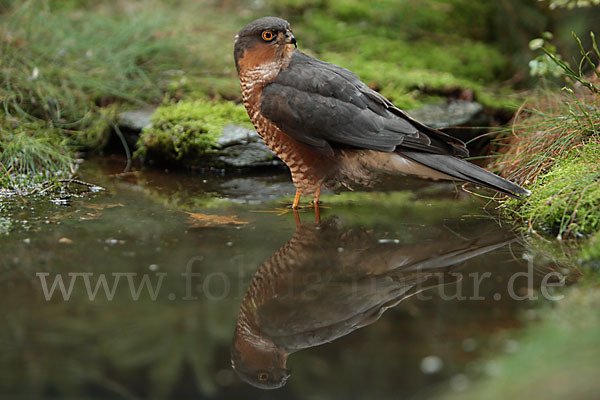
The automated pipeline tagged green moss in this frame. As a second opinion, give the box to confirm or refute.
[135,100,251,163]
[504,142,600,238]
[275,0,501,42]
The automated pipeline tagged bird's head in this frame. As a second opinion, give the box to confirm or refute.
[234,16,297,75]
[231,329,291,389]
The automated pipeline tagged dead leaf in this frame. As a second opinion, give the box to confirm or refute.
[183,211,248,228]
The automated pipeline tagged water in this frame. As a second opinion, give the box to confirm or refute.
[0,157,554,399]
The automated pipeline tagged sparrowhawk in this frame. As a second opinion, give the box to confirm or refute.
[234,17,529,209]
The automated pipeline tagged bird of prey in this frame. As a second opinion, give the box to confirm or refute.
[233,17,530,209]
[231,217,515,389]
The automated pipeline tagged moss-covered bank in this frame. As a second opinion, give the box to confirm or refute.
[503,141,600,238]
[494,76,600,239]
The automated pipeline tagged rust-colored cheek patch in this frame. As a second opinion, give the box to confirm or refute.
[237,44,277,72]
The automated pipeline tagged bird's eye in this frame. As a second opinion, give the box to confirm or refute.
[261,30,275,41]
[258,372,269,382]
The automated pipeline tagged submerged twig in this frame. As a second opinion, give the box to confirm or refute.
[58,178,105,191]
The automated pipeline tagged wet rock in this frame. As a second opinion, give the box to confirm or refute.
[217,124,283,168]
[407,100,492,150]
[117,108,155,131]
[218,124,260,147]
[219,177,294,203]
[111,109,155,152]
[218,141,281,168]
[407,100,484,129]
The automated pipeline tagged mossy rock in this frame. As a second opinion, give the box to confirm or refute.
[135,100,252,165]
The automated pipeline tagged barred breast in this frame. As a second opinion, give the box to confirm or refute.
[239,64,335,196]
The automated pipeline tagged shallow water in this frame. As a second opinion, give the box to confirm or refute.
[0,157,557,399]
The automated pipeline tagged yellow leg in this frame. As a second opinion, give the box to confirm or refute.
[313,185,321,205]
[292,190,302,209]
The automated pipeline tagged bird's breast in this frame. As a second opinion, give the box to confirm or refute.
[239,71,335,195]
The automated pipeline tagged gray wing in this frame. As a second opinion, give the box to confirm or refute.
[261,50,468,157]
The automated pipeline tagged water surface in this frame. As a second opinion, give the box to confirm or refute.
[0,157,552,399]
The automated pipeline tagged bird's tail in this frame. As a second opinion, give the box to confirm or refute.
[399,151,530,199]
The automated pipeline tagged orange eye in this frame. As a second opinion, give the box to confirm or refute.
[261,30,274,41]
[258,372,269,382]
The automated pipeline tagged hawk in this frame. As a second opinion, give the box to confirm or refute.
[234,17,529,209]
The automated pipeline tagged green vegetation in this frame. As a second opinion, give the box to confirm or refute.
[0,0,245,188]
[135,100,251,163]
[494,32,600,239]
[0,123,73,190]
[503,142,600,238]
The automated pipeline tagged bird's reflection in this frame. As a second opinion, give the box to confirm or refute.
[231,216,513,389]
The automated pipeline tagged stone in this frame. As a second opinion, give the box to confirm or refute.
[217,124,260,147]
[218,141,281,168]
[219,177,294,203]
[407,100,484,129]
[117,108,155,131]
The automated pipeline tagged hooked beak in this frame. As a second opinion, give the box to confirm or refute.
[282,368,292,383]
[285,30,297,48]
